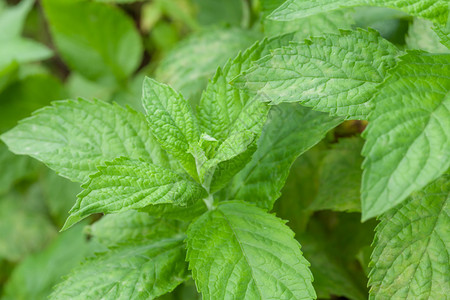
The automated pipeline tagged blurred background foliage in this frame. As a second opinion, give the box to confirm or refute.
[0,0,446,299]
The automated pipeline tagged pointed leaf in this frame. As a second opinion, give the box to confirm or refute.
[1,99,167,183]
[219,104,342,209]
[142,77,200,178]
[186,201,316,299]
[87,210,183,247]
[50,236,189,300]
[369,174,450,299]
[269,0,449,25]
[63,157,207,230]
[235,29,400,119]
[361,52,450,220]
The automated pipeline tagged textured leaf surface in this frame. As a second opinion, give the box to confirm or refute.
[197,35,296,192]
[219,104,342,209]
[43,0,142,83]
[434,24,450,50]
[310,137,363,212]
[142,77,200,178]
[63,157,207,230]
[264,9,354,40]
[87,210,182,247]
[268,0,449,25]
[156,27,257,101]
[186,201,315,299]
[1,99,166,183]
[236,29,400,119]
[362,52,450,220]
[50,236,189,300]
[2,224,93,300]
[369,174,450,299]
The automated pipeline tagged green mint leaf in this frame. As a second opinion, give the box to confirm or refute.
[361,52,450,220]
[369,174,449,299]
[310,137,364,212]
[192,130,255,186]
[236,29,400,119]
[1,99,166,183]
[198,35,298,192]
[42,0,142,84]
[138,200,207,221]
[269,0,449,25]
[142,77,200,179]
[219,104,342,209]
[155,27,258,101]
[50,236,189,300]
[186,201,316,299]
[87,210,183,247]
[63,157,207,230]
[2,224,93,300]
[434,24,450,50]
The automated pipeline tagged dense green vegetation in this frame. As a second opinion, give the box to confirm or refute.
[0,0,448,299]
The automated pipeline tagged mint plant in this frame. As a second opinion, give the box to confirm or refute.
[0,0,449,299]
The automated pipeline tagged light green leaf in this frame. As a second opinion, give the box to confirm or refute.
[235,29,400,119]
[0,0,52,69]
[268,0,449,25]
[42,0,142,84]
[87,210,183,247]
[434,24,450,49]
[186,201,316,299]
[407,18,450,53]
[219,104,342,209]
[1,98,167,183]
[142,77,200,179]
[192,130,255,186]
[264,9,354,39]
[310,137,364,212]
[63,157,207,230]
[198,35,297,192]
[138,200,207,221]
[155,27,258,101]
[361,52,450,220]
[369,174,450,299]
[50,236,189,300]
[0,192,56,262]
[2,224,93,300]
[0,38,53,68]
[0,0,33,41]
